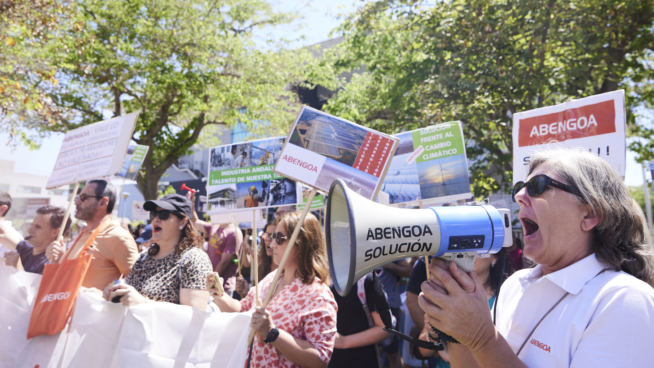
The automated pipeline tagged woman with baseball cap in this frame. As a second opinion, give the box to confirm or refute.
[103,194,213,310]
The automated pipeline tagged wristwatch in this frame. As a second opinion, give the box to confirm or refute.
[264,327,280,344]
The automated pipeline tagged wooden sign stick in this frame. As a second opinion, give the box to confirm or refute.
[419,200,430,281]
[57,182,79,264]
[247,188,317,345]
[252,210,259,306]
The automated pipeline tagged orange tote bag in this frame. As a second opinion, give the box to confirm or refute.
[27,220,109,339]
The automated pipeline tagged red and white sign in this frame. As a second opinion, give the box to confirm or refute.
[513,91,625,183]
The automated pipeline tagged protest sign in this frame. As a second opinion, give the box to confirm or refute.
[131,201,149,220]
[26,198,50,217]
[210,209,265,225]
[512,91,626,183]
[274,106,399,200]
[206,137,301,214]
[298,186,326,211]
[46,113,139,189]
[380,122,472,207]
[0,263,251,368]
[116,144,149,181]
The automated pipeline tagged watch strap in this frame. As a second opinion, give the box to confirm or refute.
[264,327,279,343]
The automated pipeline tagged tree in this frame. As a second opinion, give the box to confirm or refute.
[0,0,76,146]
[323,0,654,198]
[629,184,653,220]
[43,0,314,199]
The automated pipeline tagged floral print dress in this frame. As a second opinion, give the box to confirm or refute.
[240,271,338,368]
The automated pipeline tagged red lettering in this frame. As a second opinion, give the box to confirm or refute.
[529,338,550,353]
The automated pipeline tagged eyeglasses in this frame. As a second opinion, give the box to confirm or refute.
[512,174,579,202]
[76,194,103,202]
[261,232,274,240]
[270,232,288,245]
[149,210,183,221]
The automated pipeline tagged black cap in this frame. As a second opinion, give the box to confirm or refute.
[143,194,193,219]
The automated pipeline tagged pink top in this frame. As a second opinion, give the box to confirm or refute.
[240,272,338,368]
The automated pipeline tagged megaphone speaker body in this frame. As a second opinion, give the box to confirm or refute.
[327,179,512,296]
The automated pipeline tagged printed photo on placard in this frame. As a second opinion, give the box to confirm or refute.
[275,106,399,200]
[207,137,301,214]
[380,122,472,206]
[116,144,149,181]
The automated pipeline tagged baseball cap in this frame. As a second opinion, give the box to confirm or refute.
[143,194,193,219]
[136,224,152,243]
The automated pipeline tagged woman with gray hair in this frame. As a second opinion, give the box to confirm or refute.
[418,148,654,368]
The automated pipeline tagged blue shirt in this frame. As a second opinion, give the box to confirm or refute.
[16,240,48,275]
[376,260,402,308]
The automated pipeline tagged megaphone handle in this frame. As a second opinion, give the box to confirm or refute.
[382,327,444,351]
[246,188,318,345]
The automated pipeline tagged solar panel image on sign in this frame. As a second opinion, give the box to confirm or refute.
[289,108,368,167]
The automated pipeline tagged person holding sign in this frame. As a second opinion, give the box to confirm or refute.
[104,194,212,309]
[0,206,71,274]
[46,180,138,290]
[207,212,337,368]
[418,148,654,368]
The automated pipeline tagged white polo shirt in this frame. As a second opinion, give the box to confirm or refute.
[495,253,654,367]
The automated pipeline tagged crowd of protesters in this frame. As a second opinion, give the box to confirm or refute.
[3,147,654,367]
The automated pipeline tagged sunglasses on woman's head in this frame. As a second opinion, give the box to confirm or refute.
[512,174,579,202]
[271,232,288,245]
[149,210,183,221]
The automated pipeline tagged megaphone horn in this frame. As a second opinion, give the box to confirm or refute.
[181,183,196,193]
[326,179,512,296]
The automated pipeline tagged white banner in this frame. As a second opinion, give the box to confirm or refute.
[47,113,139,189]
[131,201,149,221]
[512,91,626,183]
[0,263,251,368]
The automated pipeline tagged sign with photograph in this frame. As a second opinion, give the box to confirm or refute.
[297,186,326,211]
[116,144,149,181]
[131,201,149,221]
[380,121,472,206]
[274,106,399,200]
[206,137,301,214]
[512,91,626,183]
[46,113,139,189]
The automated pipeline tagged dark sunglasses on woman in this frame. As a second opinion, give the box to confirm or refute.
[271,232,288,245]
[512,174,579,202]
[149,210,184,221]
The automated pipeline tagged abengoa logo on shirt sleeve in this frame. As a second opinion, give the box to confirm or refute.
[40,292,71,303]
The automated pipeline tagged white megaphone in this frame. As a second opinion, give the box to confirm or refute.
[326,179,513,296]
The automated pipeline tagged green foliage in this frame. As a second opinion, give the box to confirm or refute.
[629,184,654,218]
[323,0,654,198]
[0,0,76,146]
[157,185,177,199]
[40,0,315,199]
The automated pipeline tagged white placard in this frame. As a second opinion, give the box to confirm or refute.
[46,113,139,189]
[131,201,149,221]
[512,91,625,183]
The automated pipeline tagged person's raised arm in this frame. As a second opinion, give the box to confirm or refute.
[0,221,22,250]
[189,192,210,235]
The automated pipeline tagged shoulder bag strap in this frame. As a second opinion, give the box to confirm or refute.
[516,267,613,356]
[61,219,111,263]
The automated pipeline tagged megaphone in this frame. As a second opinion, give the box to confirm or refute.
[181,183,196,193]
[326,179,512,296]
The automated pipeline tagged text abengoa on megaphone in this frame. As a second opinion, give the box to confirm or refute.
[326,179,512,296]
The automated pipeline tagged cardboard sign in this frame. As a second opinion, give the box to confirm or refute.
[46,113,139,189]
[274,106,399,200]
[513,91,625,183]
[297,186,326,211]
[206,137,301,214]
[380,122,472,206]
[116,144,149,181]
[131,201,149,221]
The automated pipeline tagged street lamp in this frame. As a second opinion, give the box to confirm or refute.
[121,192,130,224]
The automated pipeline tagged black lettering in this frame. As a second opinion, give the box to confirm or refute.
[389,244,398,255]
[373,247,382,258]
[384,227,391,239]
[375,228,383,240]
[398,243,406,253]
[366,229,374,241]
[392,227,401,239]
[412,225,422,237]
[402,226,411,237]
[423,225,433,236]
[421,242,432,253]
[365,249,373,261]
[411,241,422,252]
[381,246,388,256]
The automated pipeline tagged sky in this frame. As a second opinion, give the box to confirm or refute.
[0,0,650,187]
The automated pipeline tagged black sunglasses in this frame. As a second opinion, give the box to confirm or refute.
[150,210,183,221]
[512,174,579,202]
[271,232,288,245]
[76,194,103,202]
